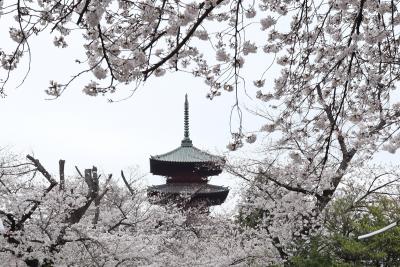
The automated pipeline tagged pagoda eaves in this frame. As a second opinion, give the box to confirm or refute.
[150,145,225,177]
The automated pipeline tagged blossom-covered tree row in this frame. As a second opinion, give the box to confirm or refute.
[1,151,400,266]
[0,152,281,266]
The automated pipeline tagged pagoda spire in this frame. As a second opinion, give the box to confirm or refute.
[181,94,192,147]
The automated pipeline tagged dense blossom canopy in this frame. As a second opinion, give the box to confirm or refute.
[0,154,282,266]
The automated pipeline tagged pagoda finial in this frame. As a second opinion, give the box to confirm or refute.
[184,94,189,138]
[182,94,192,147]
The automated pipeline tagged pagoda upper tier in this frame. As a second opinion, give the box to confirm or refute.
[149,94,225,183]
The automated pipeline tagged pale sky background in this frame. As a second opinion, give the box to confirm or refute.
[1,13,399,213]
[0,19,268,213]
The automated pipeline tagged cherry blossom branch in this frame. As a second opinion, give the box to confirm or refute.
[142,0,224,77]
[14,155,58,230]
[77,0,91,25]
[97,24,116,82]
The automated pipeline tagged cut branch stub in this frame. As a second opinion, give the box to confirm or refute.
[59,159,65,191]
[84,168,94,195]
[121,170,135,196]
[67,166,99,224]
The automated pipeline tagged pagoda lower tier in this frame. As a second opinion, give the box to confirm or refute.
[147,183,229,207]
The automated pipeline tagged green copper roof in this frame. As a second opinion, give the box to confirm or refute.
[151,145,222,163]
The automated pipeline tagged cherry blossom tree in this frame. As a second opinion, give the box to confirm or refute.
[233,163,400,261]
[2,0,400,263]
[290,166,400,265]
[0,151,283,266]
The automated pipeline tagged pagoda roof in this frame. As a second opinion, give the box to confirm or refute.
[151,144,223,164]
[148,183,228,194]
[148,183,229,206]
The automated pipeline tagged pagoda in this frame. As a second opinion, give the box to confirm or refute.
[148,95,229,209]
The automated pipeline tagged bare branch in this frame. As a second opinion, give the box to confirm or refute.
[26,155,57,186]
